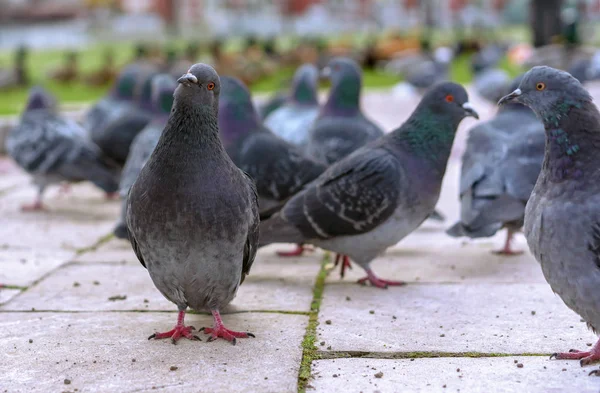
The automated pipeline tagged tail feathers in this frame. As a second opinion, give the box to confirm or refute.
[428,209,445,222]
[113,200,129,240]
[60,149,121,193]
[259,214,306,248]
[446,221,502,238]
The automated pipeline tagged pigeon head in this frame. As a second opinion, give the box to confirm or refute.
[150,74,176,116]
[419,82,479,122]
[218,76,261,147]
[322,57,362,112]
[290,64,318,105]
[25,86,57,112]
[174,63,221,114]
[499,66,592,124]
[113,65,138,100]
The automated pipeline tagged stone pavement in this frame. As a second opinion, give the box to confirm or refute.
[2,89,600,393]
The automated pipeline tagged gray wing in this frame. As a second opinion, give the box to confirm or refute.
[84,98,132,136]
[240,170,260,284]
[306,115,384,164]
[448,112,544,238]
[278,146,402,240]
[7,111,119,193]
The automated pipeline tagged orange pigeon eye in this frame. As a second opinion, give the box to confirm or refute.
[207,82,215,90]
[445,94,454,103]
[536,82,546,91]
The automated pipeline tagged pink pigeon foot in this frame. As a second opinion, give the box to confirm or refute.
[550,340,600,367]
[201,310,255,345]
[492,229,523,256]
[357,267,406,289]
[148,310,201,344]
[21,200,46,212]
[277,244,314,257]
[334,254,353,278]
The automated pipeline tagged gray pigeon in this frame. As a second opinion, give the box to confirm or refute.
[499,66,600,366]
[447,75,545,254]
[263,64,320,147]
[127,64,259,344]
[83,63,140,135]
[113,74,176,239]
[306,57,384,165]
[405,47,453,92]
[6,87,119,211]
[90,66,158,166]
[260,82,478,288]
[219,75,326,257]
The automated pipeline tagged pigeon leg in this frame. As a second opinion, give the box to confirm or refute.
[148,310,200,344]
[357,267,406,289]
[334,254,353,278]
[492,229,524,256]
[277,243,314,257]
[201,310,255,345]
[21,186,46,212]
[550,339,600,366]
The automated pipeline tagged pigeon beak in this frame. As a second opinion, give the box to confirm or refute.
[177,73,198,86]
[498,88,522,106]
[320,66,331,80]
[462,102,479,119]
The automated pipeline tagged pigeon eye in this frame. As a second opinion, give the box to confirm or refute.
[207,82,215,91]
[445,95,454,103]
[536,82,546,91]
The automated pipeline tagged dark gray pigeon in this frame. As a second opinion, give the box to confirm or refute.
[127,63,259,344]
[6,87,119,211]
[260,82,478,288]
[113,74,176,240]
[83,64,140,135]
[447,75,545,254]
[499,66,600,366]
[219,75,326,257]
[306,57,384,165]
[263,64,320,147]
[90,66,157,166]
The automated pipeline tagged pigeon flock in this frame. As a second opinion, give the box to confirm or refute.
[5,55,600,369]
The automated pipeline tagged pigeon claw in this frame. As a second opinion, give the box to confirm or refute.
[21,201,46,212]
[200,326,255,345]
[550,344,600,367]
[492,249,524,256]
[357,268,406,289]
[148,325,200,344]
[276,244,313,257]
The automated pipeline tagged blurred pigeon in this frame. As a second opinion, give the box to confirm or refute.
[306,57,384,165]
[83,64,140,134]
[127,64,259,344]
[473,68,512,104]
[405,47,453,92]
[6,87,119,211]
[257,91,287,120]
[260,83,478,288]
[113,74,176,240]
[499,66,600,365]
[264,64,320,147]
[90,66,158,166]
[447,75,545,254]
[219,75,326,257]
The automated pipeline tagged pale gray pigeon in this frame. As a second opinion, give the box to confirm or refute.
[447,75,545,254]
[261,82,478,288]
[127,63,259,344]
[113,74,176,239]
[499,66,600,366]
[263,64,319,148]
[6,87,119,211]
[306,57,384,165]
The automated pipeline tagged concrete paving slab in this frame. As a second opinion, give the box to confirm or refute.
[310,357,600,393]
[317,283,596,354]
[0,248,72,287]
[2,260,317,313]
[1,312,307,393]
[0,288,21,304]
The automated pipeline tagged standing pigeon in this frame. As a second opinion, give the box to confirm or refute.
[260,82,478,288]
[83,64,141,134]
[263,64,320,147]
[305,57,384,165]
[219,75,326,256]
[5,87,119,211]
[127,64,259,344]
[113,74,176,239]
[90,67,158,166]
[499,66,600,366]
[447,75,545,254]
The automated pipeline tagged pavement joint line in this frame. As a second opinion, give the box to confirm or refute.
[0,285,27,290]
[0,309,311,315]
[297,254,328,393]
[315,351,551,360]
[74,232,115,255]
